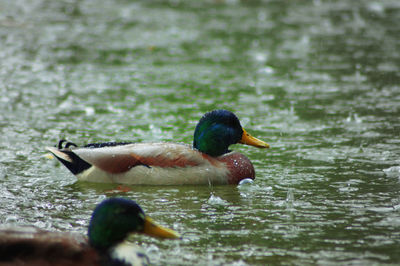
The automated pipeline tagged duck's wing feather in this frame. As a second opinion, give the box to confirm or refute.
[67,143,208,174]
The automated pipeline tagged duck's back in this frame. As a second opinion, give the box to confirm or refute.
[0,225,99,266]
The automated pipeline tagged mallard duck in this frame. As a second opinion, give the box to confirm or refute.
[0,198,180,266]
[47,109,269,185]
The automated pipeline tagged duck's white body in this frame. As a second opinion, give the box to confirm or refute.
[47,143,236,185]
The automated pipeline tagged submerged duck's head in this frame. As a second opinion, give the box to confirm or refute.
[193,109,269,157]
[88,198,180,251]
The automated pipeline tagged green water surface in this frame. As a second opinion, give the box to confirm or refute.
[1,0,400,265]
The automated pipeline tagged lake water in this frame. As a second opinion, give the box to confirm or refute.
[1,0,399,265]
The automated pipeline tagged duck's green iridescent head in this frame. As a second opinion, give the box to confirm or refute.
[193,110,269,157]
[88,198,180,251]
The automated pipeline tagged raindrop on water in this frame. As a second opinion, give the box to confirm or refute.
[238,178,254,186]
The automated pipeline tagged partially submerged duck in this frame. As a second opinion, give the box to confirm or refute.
[47,109,269,185]
[0,198,180,266]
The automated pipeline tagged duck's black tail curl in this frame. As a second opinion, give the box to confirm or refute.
[57,140,78,149]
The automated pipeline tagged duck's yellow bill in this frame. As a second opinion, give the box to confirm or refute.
[239,128,270,148]
[143,216,181,239]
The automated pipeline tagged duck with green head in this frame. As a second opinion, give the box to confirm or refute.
[47,109,269,185]
[0,198,180,266]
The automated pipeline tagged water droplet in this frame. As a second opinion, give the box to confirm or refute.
[85,106,95,116]
[383,166,400,179]
[238,178,254,186]
[207,194,228,206]
[286,188,295,207]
